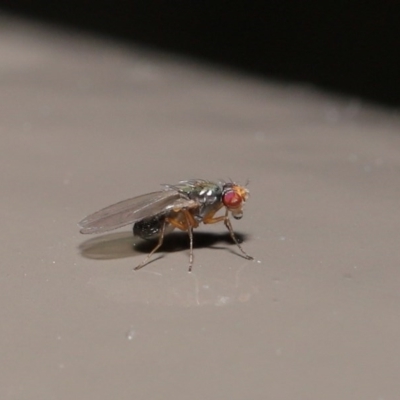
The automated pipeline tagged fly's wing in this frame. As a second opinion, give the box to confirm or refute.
[79,190,181,234]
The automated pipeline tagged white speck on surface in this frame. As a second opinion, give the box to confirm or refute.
[126,328,136,340]
[215,296,231,306]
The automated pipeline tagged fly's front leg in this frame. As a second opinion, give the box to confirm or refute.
[204,207,253,260]
[134,220,167,270]
[223,209,254,260]
[202,204,225,225]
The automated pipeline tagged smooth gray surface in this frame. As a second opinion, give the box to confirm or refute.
[1,15,400,400]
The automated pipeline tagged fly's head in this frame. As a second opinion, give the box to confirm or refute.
[221,183,249,220]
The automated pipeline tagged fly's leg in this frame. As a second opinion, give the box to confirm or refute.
[223,210,253,260]
[134,220,167,270]
[204,208,253,260]
[167,210,197,272]
[185,213,194,272]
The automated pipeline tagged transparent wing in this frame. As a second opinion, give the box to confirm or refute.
[79,190,181,234]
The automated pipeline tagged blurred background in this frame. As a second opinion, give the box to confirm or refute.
[1,0,399,106]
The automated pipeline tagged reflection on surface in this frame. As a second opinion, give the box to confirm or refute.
[80,231,258,307]
[88,263,260,307]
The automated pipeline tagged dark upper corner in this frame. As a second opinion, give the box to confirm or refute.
[1,0,399,107]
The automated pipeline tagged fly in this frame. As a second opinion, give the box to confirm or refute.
[78,179,253,271]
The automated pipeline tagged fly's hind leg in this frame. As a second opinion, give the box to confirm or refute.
[134,220,167,270]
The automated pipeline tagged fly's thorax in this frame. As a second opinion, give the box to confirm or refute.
[170,180,222,221]
[188,182,223,221]
[172,199,198,212]
[174,180,223,202]
[193,182,222,203]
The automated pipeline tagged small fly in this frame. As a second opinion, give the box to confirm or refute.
[78,179,253,271]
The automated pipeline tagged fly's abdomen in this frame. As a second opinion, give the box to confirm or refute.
[133,215,165,240]
[133,214,175,240]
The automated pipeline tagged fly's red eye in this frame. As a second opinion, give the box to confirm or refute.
[222,190,242,208]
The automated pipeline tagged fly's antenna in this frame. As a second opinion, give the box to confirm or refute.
[245,178,250,187]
